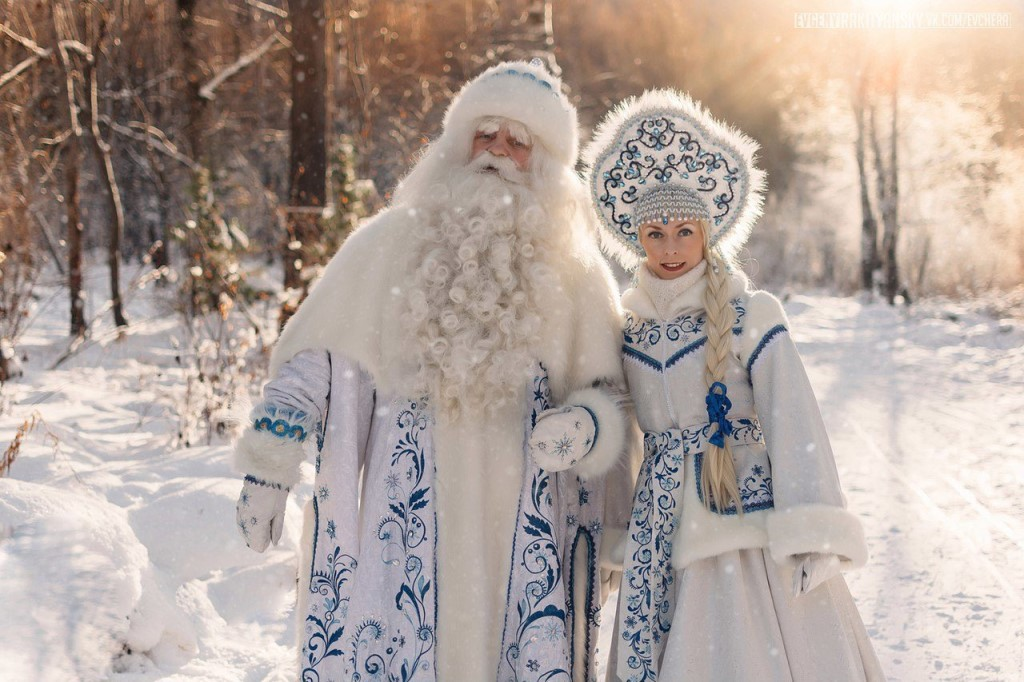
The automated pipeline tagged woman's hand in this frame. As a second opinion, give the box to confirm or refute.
[791,552,841,596]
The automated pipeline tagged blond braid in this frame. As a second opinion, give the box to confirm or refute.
[700,226,743,513]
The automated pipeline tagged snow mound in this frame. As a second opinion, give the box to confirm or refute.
[0,479,196,681]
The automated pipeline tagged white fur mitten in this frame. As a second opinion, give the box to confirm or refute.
[791,552,841,596]
[528,406,597,472]
[236,476,289,553]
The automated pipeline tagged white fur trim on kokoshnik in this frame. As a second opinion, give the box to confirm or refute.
[582,89,767,269]
[443,59,579,167]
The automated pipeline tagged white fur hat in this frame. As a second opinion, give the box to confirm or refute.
[583,89,766,269]
[443,59,579,166]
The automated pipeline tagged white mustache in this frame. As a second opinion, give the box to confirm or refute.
[468,152,528,185]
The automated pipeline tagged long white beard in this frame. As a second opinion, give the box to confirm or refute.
[401,161,560,420]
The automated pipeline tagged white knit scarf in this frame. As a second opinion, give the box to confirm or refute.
[636,260,708,320]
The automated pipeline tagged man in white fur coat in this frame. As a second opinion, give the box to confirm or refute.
[232,60,629,681]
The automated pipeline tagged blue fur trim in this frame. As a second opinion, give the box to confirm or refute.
[745,324,788,375]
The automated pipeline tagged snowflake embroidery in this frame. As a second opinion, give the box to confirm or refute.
[527,659,540,672]
[553,434,575,459]
[318,486,330,501]
[326,519,337,540]
[578,486,590,506]
[240,491,250,506]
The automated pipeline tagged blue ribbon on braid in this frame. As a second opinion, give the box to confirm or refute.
[705,381,734,447]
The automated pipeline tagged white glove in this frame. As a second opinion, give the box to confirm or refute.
[528,405,597,472]
[236,475,289,553]
[791,552,841,597]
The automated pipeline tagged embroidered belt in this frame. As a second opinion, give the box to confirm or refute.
[643,417,763,460]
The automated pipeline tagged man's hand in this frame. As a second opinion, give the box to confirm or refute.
[527,405,597,472]
[791,552,841,596]
[236,475,289,553]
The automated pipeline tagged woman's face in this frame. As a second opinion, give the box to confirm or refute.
[638,219,705,280]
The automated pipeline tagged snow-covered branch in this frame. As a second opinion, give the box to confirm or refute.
[0,23,51,56]
[0,53,48,92]
[199,31,284,100]
[0,24,53,92]
[97,116,200,171]
[58,39,92,57]
[245,0,288,18]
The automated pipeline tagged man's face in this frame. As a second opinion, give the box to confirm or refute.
[470,123,533,172]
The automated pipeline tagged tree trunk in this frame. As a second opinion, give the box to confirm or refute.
[177,0,204,163]
[66,127,87,338]
[880,68,901,304]
[54,9,88,338]
[853,69,879,293]
[281,0,328,326]
[868,105,891,300]
[84,28,128,329]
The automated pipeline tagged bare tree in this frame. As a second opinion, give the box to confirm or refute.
[52,10,88,337]
[82,6,128,328]
[853,62,880,293]
[879,58,901,304]
[281,0,328,325]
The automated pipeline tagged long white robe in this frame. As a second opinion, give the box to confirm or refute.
[235,206,633,681]
[608,269,884,681]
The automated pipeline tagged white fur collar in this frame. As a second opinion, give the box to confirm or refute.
[636,261,707,320]
[623,268,750,321]
[270,205,617,404]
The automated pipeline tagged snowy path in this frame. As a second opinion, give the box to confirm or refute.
[2,283,1023,680]
[794,295,1024,681]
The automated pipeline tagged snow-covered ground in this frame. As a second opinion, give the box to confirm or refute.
[2,266,1022,681]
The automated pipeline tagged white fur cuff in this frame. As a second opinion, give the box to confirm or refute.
[765,504,868,570]
[233,427,307,489]
[565,386,627,480]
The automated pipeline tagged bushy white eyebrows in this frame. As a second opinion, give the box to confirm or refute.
[475,117,533,147]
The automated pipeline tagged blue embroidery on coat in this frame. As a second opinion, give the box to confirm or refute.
[692,419,774,515]
[620,432,684,681]
[500,369,571,681]
[623,301,746,373]
[566,526,599,680]
[745,324,788,375]
[302,542,358,680]
[349,400,435,680]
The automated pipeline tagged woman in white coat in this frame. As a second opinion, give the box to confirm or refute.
[583,90,885,681]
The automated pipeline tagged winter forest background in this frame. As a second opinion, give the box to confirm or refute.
[1,0,1023,680]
